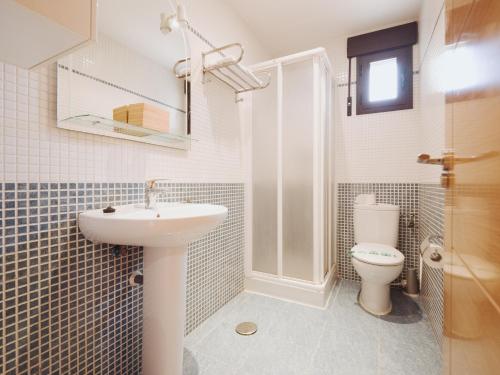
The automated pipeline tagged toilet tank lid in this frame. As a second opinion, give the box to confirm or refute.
[354,203,399,211]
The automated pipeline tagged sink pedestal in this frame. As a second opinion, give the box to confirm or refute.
[143,246,187,375]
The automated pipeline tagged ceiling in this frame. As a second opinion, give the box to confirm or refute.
[222,0,421,56]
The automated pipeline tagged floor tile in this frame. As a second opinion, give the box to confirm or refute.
[184,279,442,375]
[238,333,317,375]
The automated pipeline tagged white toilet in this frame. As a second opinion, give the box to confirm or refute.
[351,200,404,315]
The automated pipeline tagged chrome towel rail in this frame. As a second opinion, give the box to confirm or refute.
[202,43,271,102]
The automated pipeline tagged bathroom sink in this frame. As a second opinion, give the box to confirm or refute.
[78,202,227,375]
[79,202,228,248]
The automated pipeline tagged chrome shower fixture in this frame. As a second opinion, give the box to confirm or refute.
[160,4,188,34]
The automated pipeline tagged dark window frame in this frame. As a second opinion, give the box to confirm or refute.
[356,46,413,115]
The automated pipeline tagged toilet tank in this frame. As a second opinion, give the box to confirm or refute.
[354,204,400,247]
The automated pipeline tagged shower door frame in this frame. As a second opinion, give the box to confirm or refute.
[246,48,335,305]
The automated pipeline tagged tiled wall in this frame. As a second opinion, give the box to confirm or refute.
[0,69,246,366]
[173,183,245,334]
[418,2,446,185]
[419,184,445,348]
[0,0,269,372]
[337,183,419,283]
[326,12,446,351]
[0,59,249,372]
[325,40,421,184]
[0,61,247,184]
[1,182,144,375]
[0,3,270,184]
[418,0,445,348]
[327,37,423,305]
[0,182,244,374]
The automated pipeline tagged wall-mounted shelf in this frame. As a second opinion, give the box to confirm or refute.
[59,114,192,149]
[202,43,270,102]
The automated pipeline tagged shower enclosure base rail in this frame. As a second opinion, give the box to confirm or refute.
[244,266,337,308]
[247,47,335,302]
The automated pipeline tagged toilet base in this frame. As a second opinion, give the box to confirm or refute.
[357,281,392,316]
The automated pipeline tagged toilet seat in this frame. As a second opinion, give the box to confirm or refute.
[351,243,404,266]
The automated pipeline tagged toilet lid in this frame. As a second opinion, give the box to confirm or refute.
[351,243,404,266]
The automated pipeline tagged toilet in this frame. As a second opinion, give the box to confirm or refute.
[351,200,404,315]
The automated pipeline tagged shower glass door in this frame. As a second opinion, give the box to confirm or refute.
[251,50,332,285]
[252,68,278,275]
[282,60,315,281]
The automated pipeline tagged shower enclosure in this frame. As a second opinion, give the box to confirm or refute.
[246,48,334,307]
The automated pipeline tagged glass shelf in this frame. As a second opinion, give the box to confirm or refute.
[58,114,192,149]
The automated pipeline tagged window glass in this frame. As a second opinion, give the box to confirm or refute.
[356,46,412,115]
[369,57,398,102]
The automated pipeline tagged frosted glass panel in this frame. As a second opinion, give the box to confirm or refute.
[282,60,314,281]
[321,62,330,277]
[252,68,278,274]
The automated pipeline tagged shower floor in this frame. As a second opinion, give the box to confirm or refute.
[183,280,441,375]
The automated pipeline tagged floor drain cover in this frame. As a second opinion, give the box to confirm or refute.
[235,322,257,336]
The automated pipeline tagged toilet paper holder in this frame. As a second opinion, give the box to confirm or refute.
[429,250,442,261]
[421,234,443,261]
[428,234,443,261]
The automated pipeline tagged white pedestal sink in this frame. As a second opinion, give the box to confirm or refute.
[79,203,228,375]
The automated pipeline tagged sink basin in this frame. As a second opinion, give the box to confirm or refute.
[79,203,228,248]
[78,202,227,375]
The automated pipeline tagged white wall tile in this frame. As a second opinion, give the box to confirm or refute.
[418,3,446,184]
[418,0,446,348]
[325,39,421,183]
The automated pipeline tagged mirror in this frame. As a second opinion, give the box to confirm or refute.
[57,0,191,149]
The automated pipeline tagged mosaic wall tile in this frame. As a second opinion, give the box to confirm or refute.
[336,183,419,283]
[0,182,244,375]
[419,184,445,348]
[156,183,245,334]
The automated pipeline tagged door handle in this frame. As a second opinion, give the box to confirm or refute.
[417,151,497,171]
[440,172,454,189]
[417,154,444,165]
[416,153,455,187]
[417,152,454,171]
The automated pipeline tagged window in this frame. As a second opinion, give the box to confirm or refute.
[368,58,398,102]
[356,46,413,115]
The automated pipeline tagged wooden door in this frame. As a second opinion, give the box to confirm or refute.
[444,0,500,373]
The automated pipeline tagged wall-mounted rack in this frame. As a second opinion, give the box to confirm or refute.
[202,43,271,102]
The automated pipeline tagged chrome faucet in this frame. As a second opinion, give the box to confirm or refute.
[145,178,170,209]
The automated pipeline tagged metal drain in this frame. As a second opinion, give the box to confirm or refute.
[235,322,257,336]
